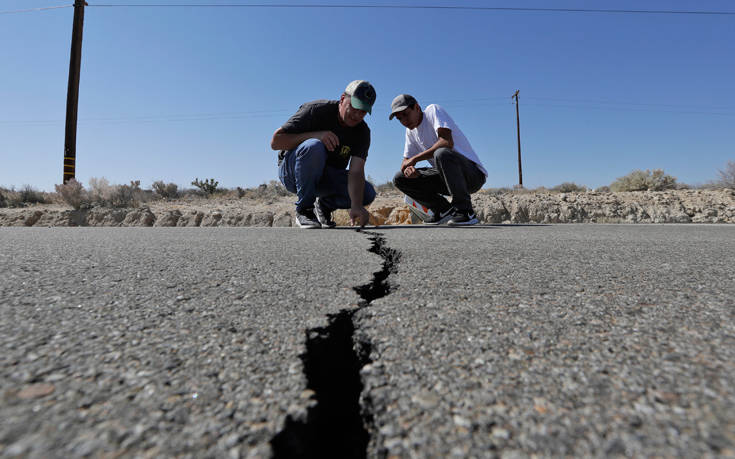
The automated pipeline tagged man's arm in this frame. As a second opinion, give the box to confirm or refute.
[270,127,339,152]
[347,156,370,227]
[401,128,454,176]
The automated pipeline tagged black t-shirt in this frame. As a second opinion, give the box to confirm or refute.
[280,100,370,170]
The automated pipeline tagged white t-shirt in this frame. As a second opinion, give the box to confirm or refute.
[403,104,487,176]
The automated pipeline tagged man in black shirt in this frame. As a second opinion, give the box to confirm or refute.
[271,80,377,228]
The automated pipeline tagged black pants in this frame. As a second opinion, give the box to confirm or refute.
[393,148,486,213]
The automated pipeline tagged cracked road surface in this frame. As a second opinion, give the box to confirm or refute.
[2,225,735,457]
[0,228,379,458]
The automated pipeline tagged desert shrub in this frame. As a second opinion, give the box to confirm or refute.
[0,188,7,207]
[610,169,677,192]
[88,177,114,205]
[18,185,47,204]
[236,186,246,198]
[192,178,219,195]
[596,186,611,193]
[152,180,179,199]
[55,179,87,210]
[239,180,290,201]
[716,160,735,189]
[550,182,587,193]
[108,180,142,208]
[86,177,144,207]
[480,187,513,196]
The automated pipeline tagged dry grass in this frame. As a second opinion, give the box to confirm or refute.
[0,185,51,207]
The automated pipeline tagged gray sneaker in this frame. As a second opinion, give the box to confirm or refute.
[447,209,479,226]
[314,198,336,228]
[423,207,454,225]
[295,208,321,229]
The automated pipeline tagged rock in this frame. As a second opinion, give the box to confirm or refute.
[154,210,182,227]
[17,383,55,399]
[87,208,127,226]
[201,211,223,227]
[385,207,412,225]
[272,212,292,227]
[474,197,509,223]
[177,211,204,227]
[247,212,274,227]
[122,208,156,227]
[369,206,395,219]
[24,210,43,226]
[368,211,386,226]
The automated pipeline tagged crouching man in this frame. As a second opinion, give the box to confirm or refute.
[390,94,487,225]
[271,80,377,228]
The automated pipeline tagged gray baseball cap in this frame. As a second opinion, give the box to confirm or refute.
[344,80,376,114]
[389,94,418,120]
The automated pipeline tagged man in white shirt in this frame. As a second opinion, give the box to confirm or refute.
[390,94,487,225]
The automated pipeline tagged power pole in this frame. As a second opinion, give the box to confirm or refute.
[63,0,87,183]
[512,90,523,187]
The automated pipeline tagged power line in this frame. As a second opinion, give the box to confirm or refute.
[3,100,734,126]
[86,4,735,16]
[523,102,735,117]
[526,96,735,111]
[5,3,735,16]
[0,109,294,125]
[0,4,72,15]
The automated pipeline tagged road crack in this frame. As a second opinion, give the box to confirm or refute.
[270,230,400,458]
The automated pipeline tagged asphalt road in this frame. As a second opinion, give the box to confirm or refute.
[1,225,734,458]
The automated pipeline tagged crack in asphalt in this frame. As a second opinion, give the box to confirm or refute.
[270,230,400,459]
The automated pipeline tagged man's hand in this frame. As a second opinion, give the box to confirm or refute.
[349,207,370,227]
[401,157,415,172]
[315,131,339,151]
[403,165,419,178]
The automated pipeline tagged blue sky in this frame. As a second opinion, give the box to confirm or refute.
[1,0,734,191]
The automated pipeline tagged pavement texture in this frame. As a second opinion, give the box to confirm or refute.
[0,228,379,458]
[2,224,735,458]
[361,224,735,457]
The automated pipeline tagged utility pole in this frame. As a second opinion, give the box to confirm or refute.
[63,0,87,183]
[512,90,523,187]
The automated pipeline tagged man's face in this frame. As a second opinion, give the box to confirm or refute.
[339,94,368,127]
[394,104,421,129]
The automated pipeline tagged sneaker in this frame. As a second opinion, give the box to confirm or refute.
[423,207,454,225]
[447,209,479,226]
[314,198,336,228]
[295,208,321,229]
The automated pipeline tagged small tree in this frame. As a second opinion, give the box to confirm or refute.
[716,160,735,189]
[192,178,219,195]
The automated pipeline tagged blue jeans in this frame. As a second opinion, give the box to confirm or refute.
[278,139,376,212]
